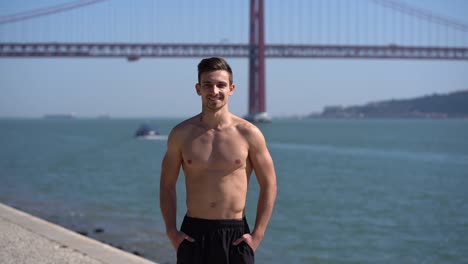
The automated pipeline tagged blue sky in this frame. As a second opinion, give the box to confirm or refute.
[0,0,467,118]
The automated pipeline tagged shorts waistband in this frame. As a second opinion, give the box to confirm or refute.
[182,215,248,231]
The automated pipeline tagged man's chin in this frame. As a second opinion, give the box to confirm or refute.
[206,103,225,111]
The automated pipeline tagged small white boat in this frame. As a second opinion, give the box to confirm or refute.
[134,124,167,140]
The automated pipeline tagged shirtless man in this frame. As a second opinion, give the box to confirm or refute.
[160,57,277,264]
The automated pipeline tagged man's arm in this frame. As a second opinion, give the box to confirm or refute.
[159,128,194,249]
[234,125,277,251]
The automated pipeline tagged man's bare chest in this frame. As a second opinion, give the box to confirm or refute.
[181,131,248,170]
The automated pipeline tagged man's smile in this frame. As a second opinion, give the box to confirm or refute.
[208,96,222,102]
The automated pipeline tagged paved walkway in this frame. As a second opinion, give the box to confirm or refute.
[0,203,158,264]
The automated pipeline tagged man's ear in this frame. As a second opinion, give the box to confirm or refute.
[195,83,201,96]
[229,83,235,96]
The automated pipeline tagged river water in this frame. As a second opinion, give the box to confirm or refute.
[1,118,467,263]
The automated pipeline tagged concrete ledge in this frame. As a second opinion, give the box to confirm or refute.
[0,203,157,264]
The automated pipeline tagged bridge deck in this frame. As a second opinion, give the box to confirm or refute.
[1,43,467,60]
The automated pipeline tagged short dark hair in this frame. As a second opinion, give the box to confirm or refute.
[197,57,233,85]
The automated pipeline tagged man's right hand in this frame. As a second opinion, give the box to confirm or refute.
[167,230,196,250]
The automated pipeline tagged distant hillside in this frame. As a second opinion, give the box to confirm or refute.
[319,90,468,118]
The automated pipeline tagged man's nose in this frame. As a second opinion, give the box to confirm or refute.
[208,86,220,95]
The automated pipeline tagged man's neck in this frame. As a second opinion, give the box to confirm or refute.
[199,108,232,130]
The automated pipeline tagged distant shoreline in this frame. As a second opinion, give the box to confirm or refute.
[312,89,468,119]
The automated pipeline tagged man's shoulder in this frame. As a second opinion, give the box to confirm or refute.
[231,115,263,139]
[231,116,268,152]
[169,115,200,139]
[173,115,200,130]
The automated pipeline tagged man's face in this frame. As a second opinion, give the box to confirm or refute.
[196,70,235,111]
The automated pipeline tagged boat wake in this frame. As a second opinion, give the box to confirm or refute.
[135,135,168,141]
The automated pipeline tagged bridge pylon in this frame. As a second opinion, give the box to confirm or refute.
[245,0,271,123]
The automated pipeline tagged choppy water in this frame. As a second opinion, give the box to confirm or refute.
[1,118,467,263]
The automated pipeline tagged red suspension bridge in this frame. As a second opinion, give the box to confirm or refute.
[1,0,467,121]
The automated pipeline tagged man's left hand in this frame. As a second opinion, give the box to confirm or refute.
[232,233,261,252]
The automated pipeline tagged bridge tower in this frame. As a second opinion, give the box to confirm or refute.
[245,0,271,122]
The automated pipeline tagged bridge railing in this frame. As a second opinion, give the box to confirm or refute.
[1,42,467,60]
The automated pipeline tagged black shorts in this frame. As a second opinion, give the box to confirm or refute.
[177,215,255,264]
